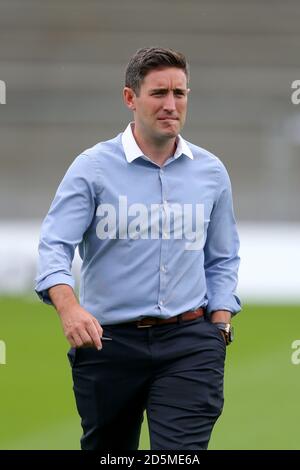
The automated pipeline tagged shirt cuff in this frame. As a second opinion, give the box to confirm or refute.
[206,293,241,316]
[35,272,75,305]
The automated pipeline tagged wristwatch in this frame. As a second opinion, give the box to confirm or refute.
[213,322,234,345]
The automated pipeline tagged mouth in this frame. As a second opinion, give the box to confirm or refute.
[157,117,179,121]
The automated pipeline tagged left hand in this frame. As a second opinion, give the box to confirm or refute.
[210,310,232,324]
[210,310,232,345]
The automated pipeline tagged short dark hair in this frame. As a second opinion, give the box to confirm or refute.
[125,47,189,95]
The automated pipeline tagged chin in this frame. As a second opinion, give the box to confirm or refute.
[155,130,176,140]
[165,131,178,138]
[165,127,180,137]
[159,125,180,138]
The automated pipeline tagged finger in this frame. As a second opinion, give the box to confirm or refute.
[78,330,94,348]
[68,336,76,348]
[92,317,103,338]
[86,321,102,350]
[72,333,84,348]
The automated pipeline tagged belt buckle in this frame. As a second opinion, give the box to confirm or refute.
[136,319,154,328]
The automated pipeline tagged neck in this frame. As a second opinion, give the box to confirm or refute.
[133,124,177,167]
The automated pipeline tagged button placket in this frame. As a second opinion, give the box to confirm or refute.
[158,168,169,309]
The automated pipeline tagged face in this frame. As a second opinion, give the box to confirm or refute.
[124,67,189,142]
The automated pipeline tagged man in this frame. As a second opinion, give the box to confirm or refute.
[35,47,241,450]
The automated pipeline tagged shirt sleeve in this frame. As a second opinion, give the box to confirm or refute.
[204,161,241,315]
[35,153,98,304]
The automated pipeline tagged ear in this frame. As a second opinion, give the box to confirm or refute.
[123,87,136,111]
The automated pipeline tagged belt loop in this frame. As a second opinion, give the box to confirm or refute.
[177,313,183,324]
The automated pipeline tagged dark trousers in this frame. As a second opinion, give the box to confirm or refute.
[67,316,226,450]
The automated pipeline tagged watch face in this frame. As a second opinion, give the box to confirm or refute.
[221,323,234,344]
[213,322,234,344]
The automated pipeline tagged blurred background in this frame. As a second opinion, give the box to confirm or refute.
[0,0,300,450]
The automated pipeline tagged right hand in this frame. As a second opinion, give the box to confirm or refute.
[58,304,103,350]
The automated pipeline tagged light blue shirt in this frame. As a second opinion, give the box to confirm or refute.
[35,123,241,325]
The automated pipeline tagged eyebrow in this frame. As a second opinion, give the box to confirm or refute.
[150,87,187,93]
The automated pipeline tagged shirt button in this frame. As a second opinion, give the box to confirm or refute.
[161,265,167,272]
[163,232,168,239]
[159,300,164,306]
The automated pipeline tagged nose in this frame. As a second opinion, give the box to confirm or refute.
[163,92,176,112]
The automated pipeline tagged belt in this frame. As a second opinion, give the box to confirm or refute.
[135,307,205,328]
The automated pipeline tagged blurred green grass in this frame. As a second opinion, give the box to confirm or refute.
[0,297,299,449]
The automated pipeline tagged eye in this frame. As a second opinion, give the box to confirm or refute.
[152,91,165,96]
[174,90,186,97]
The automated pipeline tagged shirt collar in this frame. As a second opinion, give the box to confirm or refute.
[122,122,194,163]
